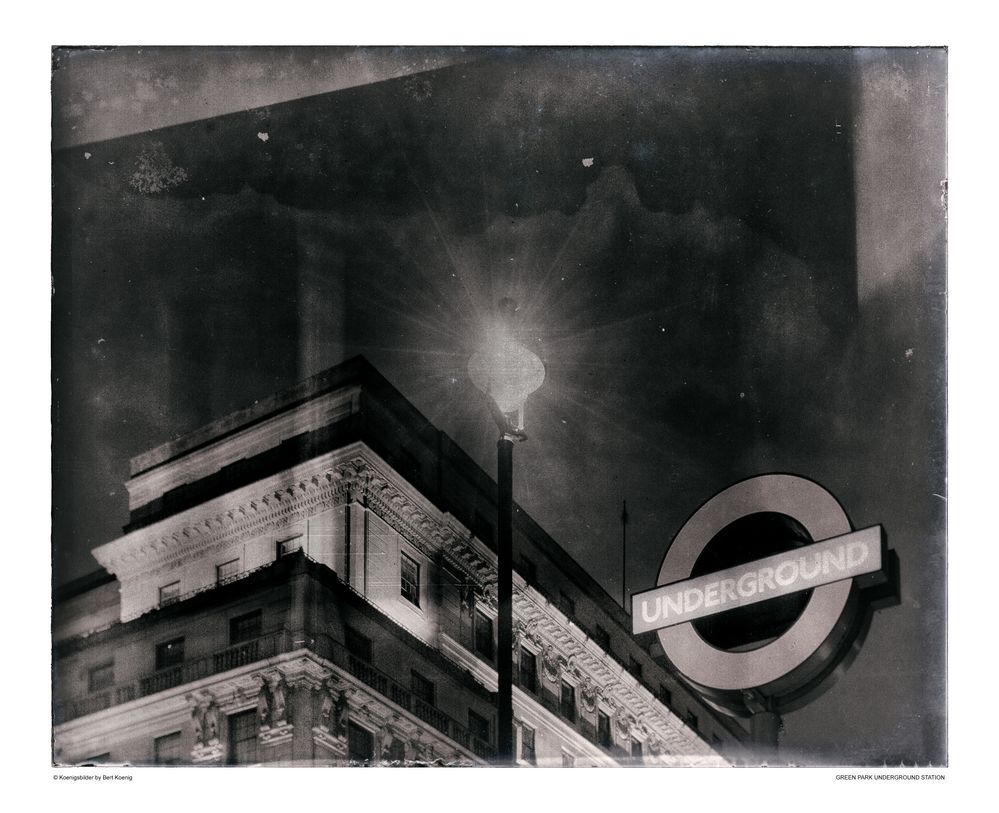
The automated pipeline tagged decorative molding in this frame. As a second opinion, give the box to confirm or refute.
[89,437,724,762]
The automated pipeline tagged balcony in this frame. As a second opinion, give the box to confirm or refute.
[311,633,495,760]
[54,627,496,762]
[54,630,293,724]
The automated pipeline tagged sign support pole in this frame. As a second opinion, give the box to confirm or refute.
[496,435,515,765]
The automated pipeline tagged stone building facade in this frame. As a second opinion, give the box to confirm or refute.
[52,357,747,766]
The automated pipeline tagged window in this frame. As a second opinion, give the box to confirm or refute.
[519,555,537,585]
[628,655,643,680]
[229,610,262,645]
[227,710,257,765]
[468,709,490,743]
[631,738,644,760]
[276,536,302,557]
[155,637,185,670]
[410,670,435,705]
[158,581,180,606]
[559,591,575,617]
[520,724,536,765]
[154,732,182,765]
[594,624,611,651]
[216,559,240,584]
[598,711,612,747]
[346,626,372,662]
[474,610,494,661]
[348,722,375,765]
[711,733,722,748]
[560,680,577,722]
[684,711,699,732]
[562,751,575,767]
[519,648,538,693]
[400,551,420,607]
[88,662,114,692]
[658,684,672,707]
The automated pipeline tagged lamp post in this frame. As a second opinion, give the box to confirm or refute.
[468,298,545,765]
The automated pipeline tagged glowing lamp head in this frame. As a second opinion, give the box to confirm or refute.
[468,300,545,433]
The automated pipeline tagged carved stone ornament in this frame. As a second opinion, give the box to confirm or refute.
[270,677,288,727]
[579,676,600,713]
[187,692,224,763]
[541,644,564,683]
[312,726,347,757]
[478,580,498,612]
[256,676,272,730]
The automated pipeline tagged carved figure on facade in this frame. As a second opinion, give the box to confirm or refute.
[646,734,662,756]
[478,581,497,612]
[188,694,221,747]
[318,680,335,733]
[256,676,273,729]
[311,679,347,756]
[204,701,220,743]
[271,677,288,726]
[189,697,204,745]
[459,583,473,615]
[579,676,600,713]
[541,644,564,683]
[615,710,633,738]
[332,689,348,738]
[186,692,224,763]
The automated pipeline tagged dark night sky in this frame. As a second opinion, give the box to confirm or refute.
[51,46,946,765]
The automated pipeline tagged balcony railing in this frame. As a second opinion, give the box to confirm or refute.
[54,629,497,761]
[54,630,292,725]
[311,633,495,760]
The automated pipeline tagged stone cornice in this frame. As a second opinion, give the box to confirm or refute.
[88,440,723,762]
[95,444,494,593]
[510,585,720,761]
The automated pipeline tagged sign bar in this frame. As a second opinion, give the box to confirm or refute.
[631,526,883,634]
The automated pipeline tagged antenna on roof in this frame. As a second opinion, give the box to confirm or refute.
[621,499,629,611]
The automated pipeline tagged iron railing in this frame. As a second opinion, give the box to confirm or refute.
[310,633,494,759]
[54,629,496,760]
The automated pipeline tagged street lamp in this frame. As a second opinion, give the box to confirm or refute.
[468,298,545,765]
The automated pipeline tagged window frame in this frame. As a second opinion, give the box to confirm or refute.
[154,731,183,766]
[519,647,538,694]
[216,558,240,585]
[87,661,114,693]
[597,709,612,748]
[520,723,536,765]
[158,581,180,607]
[473,609,495,662]
[276,535,302,558]
[560,679,577,723]
[228,609,263,645]
[227,709,258,766]
[347,721,375,766]
[345,625,372,662]
[155,636,185,671]
[399,550,421,608]
[410,670,435,706]
[468,708,490,744]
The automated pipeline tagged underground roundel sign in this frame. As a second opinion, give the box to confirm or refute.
[631,474,893,717]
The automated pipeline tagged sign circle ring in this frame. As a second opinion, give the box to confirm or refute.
[657,474,853,691]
